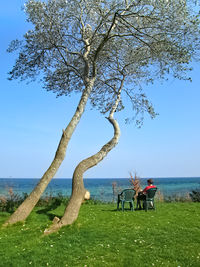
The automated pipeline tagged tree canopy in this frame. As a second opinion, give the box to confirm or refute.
[8,0,200,123]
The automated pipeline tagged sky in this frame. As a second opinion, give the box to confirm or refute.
[0,1,200,179]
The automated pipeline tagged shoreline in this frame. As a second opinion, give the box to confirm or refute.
[0,177,200,202]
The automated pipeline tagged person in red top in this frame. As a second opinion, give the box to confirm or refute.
[143,179,157,193]
[136,179,156,210]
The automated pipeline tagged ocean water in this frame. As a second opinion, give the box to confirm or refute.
[0,177,200,202]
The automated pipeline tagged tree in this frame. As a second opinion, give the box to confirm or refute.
[44,81,123,234]
[4,0,199,226]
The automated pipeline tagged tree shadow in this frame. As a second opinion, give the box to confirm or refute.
[36,203,62,220]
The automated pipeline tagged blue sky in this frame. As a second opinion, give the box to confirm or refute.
[0,1,200,179]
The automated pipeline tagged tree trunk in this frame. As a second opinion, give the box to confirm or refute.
[44,90,121,234]
[4,80,95,226]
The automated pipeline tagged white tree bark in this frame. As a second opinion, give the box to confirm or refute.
[44,86,122,234]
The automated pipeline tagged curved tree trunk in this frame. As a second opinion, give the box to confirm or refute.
[4,8,125,227]
[4,79,95,226]
[44,88,122,234]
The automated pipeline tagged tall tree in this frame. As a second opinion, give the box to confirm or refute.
[5,0,199,226]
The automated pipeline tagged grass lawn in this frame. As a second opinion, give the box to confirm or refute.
[0,202,200,267]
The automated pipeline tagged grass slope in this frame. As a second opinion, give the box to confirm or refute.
[0,202,200,267]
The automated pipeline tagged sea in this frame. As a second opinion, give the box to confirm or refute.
[0,177,200,202]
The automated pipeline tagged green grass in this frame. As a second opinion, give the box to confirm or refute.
[0,202,200,267]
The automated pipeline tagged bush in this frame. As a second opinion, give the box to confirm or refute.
[0,188,27,213]
[164,193,192,203]
[129,172,142,197]
[0,189,70,212]
[83,198,107,205]
[36,192,69,208]
[190,188,200,202]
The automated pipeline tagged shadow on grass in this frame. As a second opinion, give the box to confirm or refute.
[101,208,137,212]
[36,203,63,220]
[101,208,118,212]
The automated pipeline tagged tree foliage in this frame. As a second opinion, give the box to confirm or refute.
[8,0,200,124]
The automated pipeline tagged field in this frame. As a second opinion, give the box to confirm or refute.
[0,202,200,267]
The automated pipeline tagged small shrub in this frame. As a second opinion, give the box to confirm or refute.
[190,188,200,202]
[37,192,69,208]
[0,188,26,213]
[0,196,7,211]
[156,190,164,202]
[164,193,192,203]
[0,189,70,212]
[129,172,142,198]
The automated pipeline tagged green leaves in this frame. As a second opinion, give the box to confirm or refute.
[8,0,200,122]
